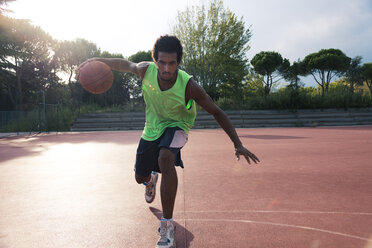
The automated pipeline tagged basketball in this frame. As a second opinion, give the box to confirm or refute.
[79,61,113,94]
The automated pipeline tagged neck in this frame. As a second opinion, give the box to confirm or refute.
[157,70,178,90]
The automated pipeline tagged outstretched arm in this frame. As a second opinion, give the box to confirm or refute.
[78,58,150,79]
[186,79,260,164]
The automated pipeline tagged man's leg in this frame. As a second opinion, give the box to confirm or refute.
[158,148,178,219]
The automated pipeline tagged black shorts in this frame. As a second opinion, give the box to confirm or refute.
[134,127,188,177]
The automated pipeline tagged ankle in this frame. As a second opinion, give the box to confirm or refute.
[161,216,173,222]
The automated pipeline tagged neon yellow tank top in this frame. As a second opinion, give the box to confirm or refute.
[141,62,197,141]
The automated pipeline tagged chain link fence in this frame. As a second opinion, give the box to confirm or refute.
[1,91,76,135]
[0,104,66,134]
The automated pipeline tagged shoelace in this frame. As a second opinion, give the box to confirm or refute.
[158,222,168,242]
[146,183,154,196]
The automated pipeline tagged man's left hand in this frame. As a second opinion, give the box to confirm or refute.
[235,145,260,165]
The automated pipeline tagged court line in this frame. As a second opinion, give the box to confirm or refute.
[152,209,372,216]
[181,170,187,248]
[180,218,372,242]
[181,210,372,216]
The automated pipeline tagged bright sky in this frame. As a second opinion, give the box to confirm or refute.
[7,0,372,86]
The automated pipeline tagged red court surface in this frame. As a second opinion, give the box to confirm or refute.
[1,126,372,248]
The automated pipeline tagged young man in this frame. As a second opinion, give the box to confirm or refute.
[79,35,259,248]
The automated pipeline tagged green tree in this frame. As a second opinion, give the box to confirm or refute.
[244,71,265,97]
[282,61,306,109]
[302,48,351,96]
[345,56,363,93]
[0,16,56,110]
[99,51,132,105]
[250,51,290,95]
[361,63,372,94]
[172,0,251,100]
[128,50,152,99]
[128,50,152,63]
[282,60,305,88]
[54,38,100,84]
[52,39,100,109]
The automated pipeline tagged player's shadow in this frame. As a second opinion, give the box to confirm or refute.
[240,134,307,140]
[149,207,194,248]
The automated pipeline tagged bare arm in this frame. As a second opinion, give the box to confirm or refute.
[186,79,260,164]
[78,58,150,79]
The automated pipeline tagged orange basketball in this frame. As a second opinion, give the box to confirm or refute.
[79,60,113,94]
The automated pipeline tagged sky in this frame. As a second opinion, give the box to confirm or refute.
[6,0,372,86]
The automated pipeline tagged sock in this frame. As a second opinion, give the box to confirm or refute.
[161,217,173,222]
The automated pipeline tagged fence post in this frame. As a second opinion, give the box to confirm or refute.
[37,91,46,133]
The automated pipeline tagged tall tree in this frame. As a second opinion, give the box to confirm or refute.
[361,63,372,94]
[172,0,251,100]
[345,56,363,93]
[0,16,55,110]
[302,48,351,96]
[250,51,290,95]
[282,61,306,109]
[282,60,305,88]
[54,39,100,84]
[243,70,265,97]
[52,39,100,109]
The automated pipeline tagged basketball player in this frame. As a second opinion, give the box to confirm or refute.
[78,35,259,248]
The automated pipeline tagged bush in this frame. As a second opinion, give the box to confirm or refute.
[0,105,78,132]
[217,85,372,110]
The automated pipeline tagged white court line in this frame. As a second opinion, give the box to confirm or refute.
[152,209,372,216]
[180,218,372,242]
[182,210,372,215]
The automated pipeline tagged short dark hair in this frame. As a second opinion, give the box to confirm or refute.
[152,35,183,64]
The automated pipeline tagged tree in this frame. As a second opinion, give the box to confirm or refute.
[244,70,265,97]
[0,0,15,15]
[99,51,133,105]
[250,51,290,95]
[128,50,152,63]
[52,39,100,110]
[282,60,305,88]
[172,0,251,100]
[128,50,152,99]
[345,56,363,93]
[281,60,306,109]
[0,16,56,110]
[361,63,372,94]
[54,38,100,84]
[302,48,351,96]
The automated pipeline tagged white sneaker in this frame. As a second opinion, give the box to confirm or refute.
[145,172,158,203]
[156,220,176,248]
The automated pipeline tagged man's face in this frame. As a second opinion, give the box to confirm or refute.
[156,52,178,82]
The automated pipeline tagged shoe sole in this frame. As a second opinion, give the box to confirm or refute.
[155,241,175,248]
[156,227,176,248]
